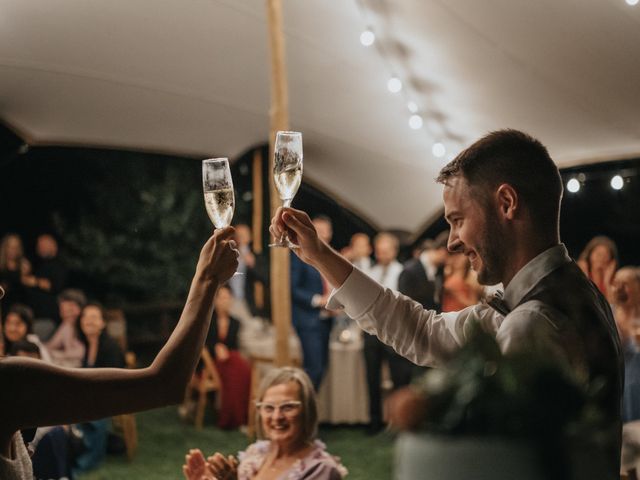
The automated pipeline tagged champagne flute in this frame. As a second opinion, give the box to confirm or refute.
[269,131,303,248]
[202,158,242,275]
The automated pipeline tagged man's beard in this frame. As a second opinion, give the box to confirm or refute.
[475,211,507,286]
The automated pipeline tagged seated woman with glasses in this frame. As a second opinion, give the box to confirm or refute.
[183,367,347,480]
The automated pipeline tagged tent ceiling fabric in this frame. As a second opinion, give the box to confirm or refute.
[1,0,639,232]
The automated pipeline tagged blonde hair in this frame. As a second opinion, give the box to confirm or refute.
[255,367,318,443]
[578,236,618,274]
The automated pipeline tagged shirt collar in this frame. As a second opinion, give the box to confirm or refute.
[419,252,437,281]
[502,244,572,310]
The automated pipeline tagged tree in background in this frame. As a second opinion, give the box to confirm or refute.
[51,155,211,304]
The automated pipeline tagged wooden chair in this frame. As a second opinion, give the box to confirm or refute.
[111,414,138,460]
[105,309,138,460]
[182,348,223,430]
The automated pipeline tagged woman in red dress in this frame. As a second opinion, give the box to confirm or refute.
[206,284,251,429]
[577,235,618,301]
[441,253,482,312]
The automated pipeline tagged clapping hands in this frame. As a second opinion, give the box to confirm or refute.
[183,449,238,480]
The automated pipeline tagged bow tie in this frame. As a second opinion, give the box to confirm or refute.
[487,291,511,316]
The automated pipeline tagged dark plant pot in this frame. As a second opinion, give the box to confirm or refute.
[394,433,546,480]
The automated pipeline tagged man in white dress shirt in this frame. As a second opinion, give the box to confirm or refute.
[270,129,622,478]
[364,232,414,434]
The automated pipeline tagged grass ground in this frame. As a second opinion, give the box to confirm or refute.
[77,406,394,479]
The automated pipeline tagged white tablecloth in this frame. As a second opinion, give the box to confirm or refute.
[317,321,369,424]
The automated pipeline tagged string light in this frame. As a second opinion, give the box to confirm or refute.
[360,29,375,46]
[356,4,459,154]
[567,178,581,193]
[626,0,638,6]
[432,142,446,158]
[409,115,423,130]
[611,175,624,190]
[387,77,402,93]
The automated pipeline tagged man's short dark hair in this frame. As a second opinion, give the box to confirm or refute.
[436,129,563,234]
[57,288,87,308]
[421,230,449,251]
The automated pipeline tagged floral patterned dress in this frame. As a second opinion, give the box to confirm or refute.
[237,440,348,479]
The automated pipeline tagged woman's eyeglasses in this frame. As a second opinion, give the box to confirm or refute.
[255,400,302,416]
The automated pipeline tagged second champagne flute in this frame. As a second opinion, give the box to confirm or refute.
[270,131,303,248]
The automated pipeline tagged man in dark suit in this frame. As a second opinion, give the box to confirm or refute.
[398,231,449,311]
[290,216,334,390]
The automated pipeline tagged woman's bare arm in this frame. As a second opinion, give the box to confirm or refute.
[0,228,238,436]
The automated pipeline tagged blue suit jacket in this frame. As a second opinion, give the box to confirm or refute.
[290,253,323,330]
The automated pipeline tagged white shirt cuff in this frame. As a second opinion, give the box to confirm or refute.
[311,294,324,308]
[326,267,382,318]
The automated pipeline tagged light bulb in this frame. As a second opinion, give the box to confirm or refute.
[387,77,402,93]
[409,115,423,129]
[567,178,580,193]
[360,29,375,46]
[626,0,638,6]
[611,175,624,190]
[407,101,418,113]
[432,142,446,158]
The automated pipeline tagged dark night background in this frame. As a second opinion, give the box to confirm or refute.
[2,123,640,305]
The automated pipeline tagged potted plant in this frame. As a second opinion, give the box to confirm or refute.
[391,324,613,480]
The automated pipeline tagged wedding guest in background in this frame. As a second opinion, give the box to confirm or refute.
[1,304,51,362]
[342,233,373,273]
[612,267,640,423]
[46,289,86,367]
[206,285,251,430]
[0,234,31,310]
[613,267,640,344]
[364,232,414,434]
[229,223,262,320]
[441,252,482,312]
[290,216,334,391]
[24,234,67,337]
[578,235,618,301]
[183,367,346,480]
[78,302,125,369]
[399,231,449,311]
[73,302,126,474]
[0,228,238,480]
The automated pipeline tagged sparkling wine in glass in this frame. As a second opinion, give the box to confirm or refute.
[203,158,235,229]
[202,158,242,276]
[270,131,303,248]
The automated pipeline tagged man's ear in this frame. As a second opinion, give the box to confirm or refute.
[496,184,518,220]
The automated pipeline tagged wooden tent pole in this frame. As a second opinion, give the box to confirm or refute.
[251,149,265,311]
[266,0,291,367]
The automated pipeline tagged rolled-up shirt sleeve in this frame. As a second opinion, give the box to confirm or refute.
[327,267,501,366]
